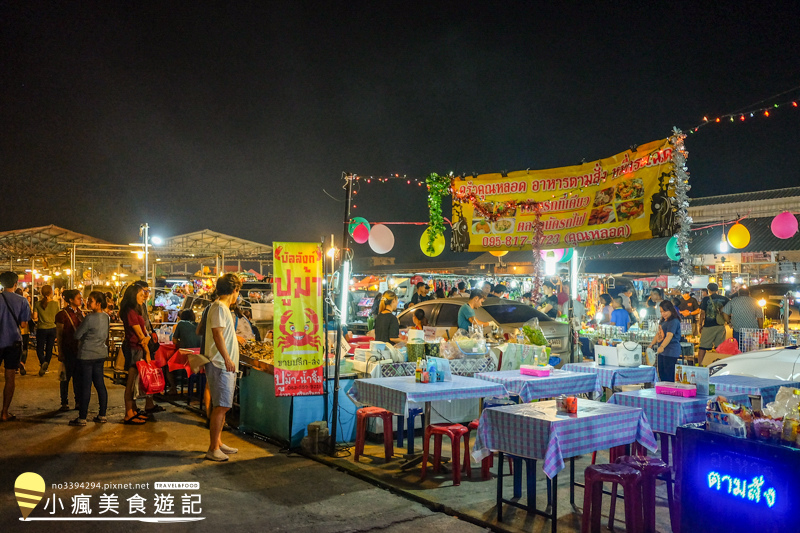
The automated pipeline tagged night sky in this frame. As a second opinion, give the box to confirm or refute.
[2,2,799,263]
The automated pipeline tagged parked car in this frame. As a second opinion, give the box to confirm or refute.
[396,297,570,357]
[707,346,800,381]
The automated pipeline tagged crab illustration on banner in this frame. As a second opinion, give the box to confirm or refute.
[272,242,324,396]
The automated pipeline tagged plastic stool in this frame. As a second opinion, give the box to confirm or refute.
[616,455,675,533]
[354,407,395,462]
[395,407,423,453]
[581,464,642,533]
[421,423,469,486]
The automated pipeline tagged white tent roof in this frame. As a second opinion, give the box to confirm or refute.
[0,225,112,259]
[160,229,273,260]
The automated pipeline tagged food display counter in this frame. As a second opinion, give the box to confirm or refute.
[238,351,356,448]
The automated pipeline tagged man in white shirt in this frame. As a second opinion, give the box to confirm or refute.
[205,274,242,462]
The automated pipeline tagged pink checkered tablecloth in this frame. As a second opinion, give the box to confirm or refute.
[474,369,602,402]
[709,375,800,405]
[607,388,750,435]
[562,362,657,389]
[472,399,657,478]
[348,375,509,416]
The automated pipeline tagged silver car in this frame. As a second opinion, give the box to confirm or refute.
[396,297,570,357]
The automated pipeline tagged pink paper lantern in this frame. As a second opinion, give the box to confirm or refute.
[771,211,798,239]
[352,223,370,244]
[539,248,565,262]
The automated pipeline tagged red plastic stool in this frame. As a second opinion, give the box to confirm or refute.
[463,419,515,481]
[354,407,395,462]
[581,464,642,533]
[615,455,674,533]
[421,423,469,486]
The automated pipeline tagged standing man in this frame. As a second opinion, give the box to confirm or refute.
[698,282,730,365]
[455,281,468,297]
[458,290,491,332]
[677,289,701,335]
[490,284,508,298]
[0,272,31,421]
[55,290,84,411]
[205,273,242,462]
[481,282,493,298]
[722,288,763,349]
[407,282,432,308]
[538,281,559,318]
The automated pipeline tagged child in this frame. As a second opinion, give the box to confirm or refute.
[609,296,631,333]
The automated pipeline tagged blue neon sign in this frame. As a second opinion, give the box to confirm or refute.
[708,471,776,508]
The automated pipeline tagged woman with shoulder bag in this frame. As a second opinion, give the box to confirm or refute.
[120,284,158,424]
[70,291,110,425]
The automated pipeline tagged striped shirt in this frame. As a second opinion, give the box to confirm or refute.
[722,296,763,331]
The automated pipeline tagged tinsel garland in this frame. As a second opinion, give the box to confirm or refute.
[529,211,545,305]
[426,172,454,253]
[669,127,693,290]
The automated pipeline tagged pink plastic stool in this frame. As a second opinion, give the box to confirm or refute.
[581,463,642,533]
[421,423,469,486]
[354,407,394,462]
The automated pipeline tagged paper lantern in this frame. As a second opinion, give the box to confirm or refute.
[771,211,798,239]
[727,222,750,249]
[539,249,564,262]
[348,217,370,236]
[665,235,681,261]
[368,224,394,254]
[420,227,445,257]
[490,250,508,257]
[352,223,370,244]
[558,248,574,263]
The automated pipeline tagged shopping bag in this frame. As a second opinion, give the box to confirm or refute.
[716,338,740,356]
[645,347,657,366]
[136,360,165,395]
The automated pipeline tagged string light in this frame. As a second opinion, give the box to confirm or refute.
[688,84,800,133]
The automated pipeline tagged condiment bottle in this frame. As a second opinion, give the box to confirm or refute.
[415,360,422,383]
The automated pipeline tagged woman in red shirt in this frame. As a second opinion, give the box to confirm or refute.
[120,284,157,424]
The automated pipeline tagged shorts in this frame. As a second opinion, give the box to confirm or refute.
[699,325,726,350]
[125,345,146,369]
[205,362,236,409]
[0,342,22,370]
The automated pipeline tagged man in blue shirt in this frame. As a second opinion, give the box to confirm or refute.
[1,271,32,421]
[458,290,490,332]
[609,296,631,332]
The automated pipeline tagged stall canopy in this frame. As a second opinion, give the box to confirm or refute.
[159,229,273,260]
[0,225,112,260]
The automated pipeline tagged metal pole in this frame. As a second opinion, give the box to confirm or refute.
[71,244,76,289]
[329,175,353,455]
[143,223,149,285]
[321,236,329,432]
[784,292,791,346]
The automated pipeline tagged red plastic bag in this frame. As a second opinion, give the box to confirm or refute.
[136,360,165,395]
[716,338,740,355]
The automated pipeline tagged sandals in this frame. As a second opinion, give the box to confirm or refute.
[93,416,108,423]
[123,414,148,425]
[1,414,17,422]
[145,405,165,414]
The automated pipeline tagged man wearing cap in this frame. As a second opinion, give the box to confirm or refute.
[698,283,730,365]
[407,282,432,308]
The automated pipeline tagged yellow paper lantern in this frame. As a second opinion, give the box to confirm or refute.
[727,222,750,249]
[420,227,445,257]
[490,250,508,257]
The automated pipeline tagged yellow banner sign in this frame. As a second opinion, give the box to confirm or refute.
[273,242,324,397]
[451,138,677,252]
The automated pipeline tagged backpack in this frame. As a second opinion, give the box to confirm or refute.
[706,296,726,326]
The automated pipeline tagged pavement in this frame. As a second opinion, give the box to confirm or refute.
[1,355,488,533]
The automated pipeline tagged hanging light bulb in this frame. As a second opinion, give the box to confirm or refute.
[719,231,729,253]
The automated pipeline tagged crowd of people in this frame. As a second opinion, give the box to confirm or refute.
[0,271,252,463]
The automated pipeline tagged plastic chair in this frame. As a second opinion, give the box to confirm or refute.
[615,455,675,533]
[421,423,469,486]
[463,419,494,480]
[395,407,423,454]
[354,407,394,462]
[581,464,642,533]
